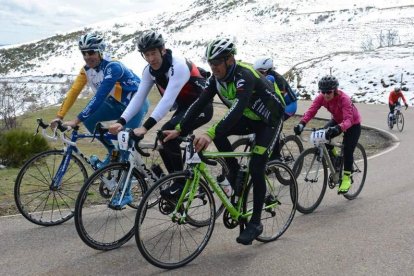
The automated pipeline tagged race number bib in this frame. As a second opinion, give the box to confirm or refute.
[310,129,328,146]
[117,131,129,151]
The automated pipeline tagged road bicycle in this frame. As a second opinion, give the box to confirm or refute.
[13,119,163,226]
[134,135,297,269]
[387,104,405,132]
[74,130,228,251]
[292,128,367,214]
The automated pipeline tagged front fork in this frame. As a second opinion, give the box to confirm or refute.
[109,154,136,205]
[50,146,76,190]
[172,167,201,224]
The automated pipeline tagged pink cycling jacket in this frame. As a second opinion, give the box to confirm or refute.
[301,90,361,131]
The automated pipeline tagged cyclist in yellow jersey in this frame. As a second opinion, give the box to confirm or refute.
[51,33,149,169]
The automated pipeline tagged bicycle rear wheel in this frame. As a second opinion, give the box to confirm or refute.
[135,171,215,269]
[75,162,147,250]
[14,150,87,226]
[396,112,404,132]
[231,137,253,167]
[280,134,304,168]
[241,161,297,242]
[292,147,328,214]
[344,143,367,200]
[139,142,167,183]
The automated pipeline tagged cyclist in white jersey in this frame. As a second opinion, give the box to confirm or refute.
[109,31,213,179]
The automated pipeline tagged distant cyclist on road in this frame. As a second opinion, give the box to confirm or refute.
[294,75,361,194]
[51,33,149,168]
[388,87,408,122]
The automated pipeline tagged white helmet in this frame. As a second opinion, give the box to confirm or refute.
[253,57,273,71]
[205,38,237,60]
[78,33,105,53]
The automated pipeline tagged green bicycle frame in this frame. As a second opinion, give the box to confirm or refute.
[172,150,279,224]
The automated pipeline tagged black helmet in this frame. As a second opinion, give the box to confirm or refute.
[394,87,401,92]
[318,75,339,91]
[137,31,165,52]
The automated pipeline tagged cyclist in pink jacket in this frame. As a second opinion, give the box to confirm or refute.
[294,75,361,193]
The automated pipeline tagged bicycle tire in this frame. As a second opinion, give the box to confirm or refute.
[14,149,87,226]
[292,147,328,214]
[396,112,404,132]
[135,171,215,269]
[240,161,297,242]
[343,143,367,200]
[279,134,304,167]
[75,162,147,250]
[231,137,253,167]
[139,142,168,185]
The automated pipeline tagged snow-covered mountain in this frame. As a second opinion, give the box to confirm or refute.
[1,0,414,115]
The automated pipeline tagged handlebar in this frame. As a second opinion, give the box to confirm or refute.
[92,122,112,148]
[297,127,343,147]
[296,127,319,143]
[36,118,76,145]
[180,135,217,166]
[129,130,150,157]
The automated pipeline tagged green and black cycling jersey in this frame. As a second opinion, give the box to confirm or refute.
[177,61,285,139]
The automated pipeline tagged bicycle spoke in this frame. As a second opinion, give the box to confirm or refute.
[75,163,141,250]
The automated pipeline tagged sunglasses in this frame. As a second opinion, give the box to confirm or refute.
[208,58,226,66]
[81,50,98,56]
[258,70,267,75]
[320,89,335,94]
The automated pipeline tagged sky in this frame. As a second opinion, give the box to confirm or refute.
[1,0,413,113]
[0,0,164,45]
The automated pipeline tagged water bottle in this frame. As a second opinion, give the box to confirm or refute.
[90,155,101,168]
[217,174,233,197]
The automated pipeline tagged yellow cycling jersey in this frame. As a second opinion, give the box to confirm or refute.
[57,57,132,118]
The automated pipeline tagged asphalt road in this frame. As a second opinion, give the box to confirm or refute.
[1,102,413,275]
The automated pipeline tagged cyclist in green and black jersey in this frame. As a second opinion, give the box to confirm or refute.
[164,38,285,245]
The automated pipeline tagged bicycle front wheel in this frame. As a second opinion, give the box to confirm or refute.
[344,143,367,200]
[14,150,87,226]
[135,171,215,269]
[396,112,404,132]
[292,147,328,214]
[75,162,147,250]
[241,161,297,242]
